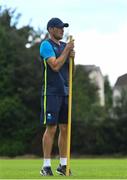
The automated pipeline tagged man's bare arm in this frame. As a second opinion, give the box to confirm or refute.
[47,41,74,72]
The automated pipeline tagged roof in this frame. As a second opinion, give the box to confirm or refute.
[82,65,103,76]
[115,73,127,87]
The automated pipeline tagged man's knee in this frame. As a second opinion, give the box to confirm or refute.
[46,125,57,136]
[59,124,67,134]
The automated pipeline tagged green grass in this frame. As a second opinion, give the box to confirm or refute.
[0,158,127,179]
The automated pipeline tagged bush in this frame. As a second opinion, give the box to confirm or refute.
[0,96,38,156]
[0,140,25,157]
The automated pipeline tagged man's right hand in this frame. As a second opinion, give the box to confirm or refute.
[65,40,74,51]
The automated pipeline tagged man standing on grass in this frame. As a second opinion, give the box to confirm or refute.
[39,17,75,176]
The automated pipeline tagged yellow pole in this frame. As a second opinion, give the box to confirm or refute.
[66,35,73,176]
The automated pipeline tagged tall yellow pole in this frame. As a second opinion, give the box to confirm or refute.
[66,35,73,176]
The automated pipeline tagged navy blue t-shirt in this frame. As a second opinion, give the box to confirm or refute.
[40,39,69,96]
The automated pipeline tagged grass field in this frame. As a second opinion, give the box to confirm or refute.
[0,158,127,179]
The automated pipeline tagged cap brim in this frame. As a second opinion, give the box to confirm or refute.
[56,23,69,28]
[63,23,69,27]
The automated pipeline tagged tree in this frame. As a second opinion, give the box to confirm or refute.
[113,89,127,118]
[0,7,42,156]
[72,65,105,124]
[104,75,113,111]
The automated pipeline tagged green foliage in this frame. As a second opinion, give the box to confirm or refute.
[0,7,41,156]
[0,141,25,156]
[104,75,113,111]
[72,65,105,124]
[0,96,27,133]
[113,89,127,118]
[0,8,12,29]
[72,115,127,155]
[0,96,38,156]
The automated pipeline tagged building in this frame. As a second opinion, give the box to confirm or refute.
[83,65,105,106]
[113,73,127,106]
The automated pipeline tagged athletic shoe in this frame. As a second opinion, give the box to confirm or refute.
[40,166,53,176]
[56,164,72,176]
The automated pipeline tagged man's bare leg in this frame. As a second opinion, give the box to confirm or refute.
[42,125,57,163]
[58,124,67,165]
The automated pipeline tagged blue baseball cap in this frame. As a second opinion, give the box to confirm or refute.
[47,18,69,30]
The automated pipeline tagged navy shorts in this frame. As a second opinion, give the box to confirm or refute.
[40,95,68,125]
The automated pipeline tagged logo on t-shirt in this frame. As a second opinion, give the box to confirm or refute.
[47,113,52,120]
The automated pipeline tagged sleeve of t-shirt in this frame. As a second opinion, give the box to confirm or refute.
[40,40,56,61]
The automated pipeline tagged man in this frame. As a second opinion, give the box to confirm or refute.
[39,17,75,176]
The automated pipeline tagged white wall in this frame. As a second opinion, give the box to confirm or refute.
[89,69,105,106]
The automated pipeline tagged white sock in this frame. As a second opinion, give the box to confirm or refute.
[43,158,51,167]
[60,157,67,166]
